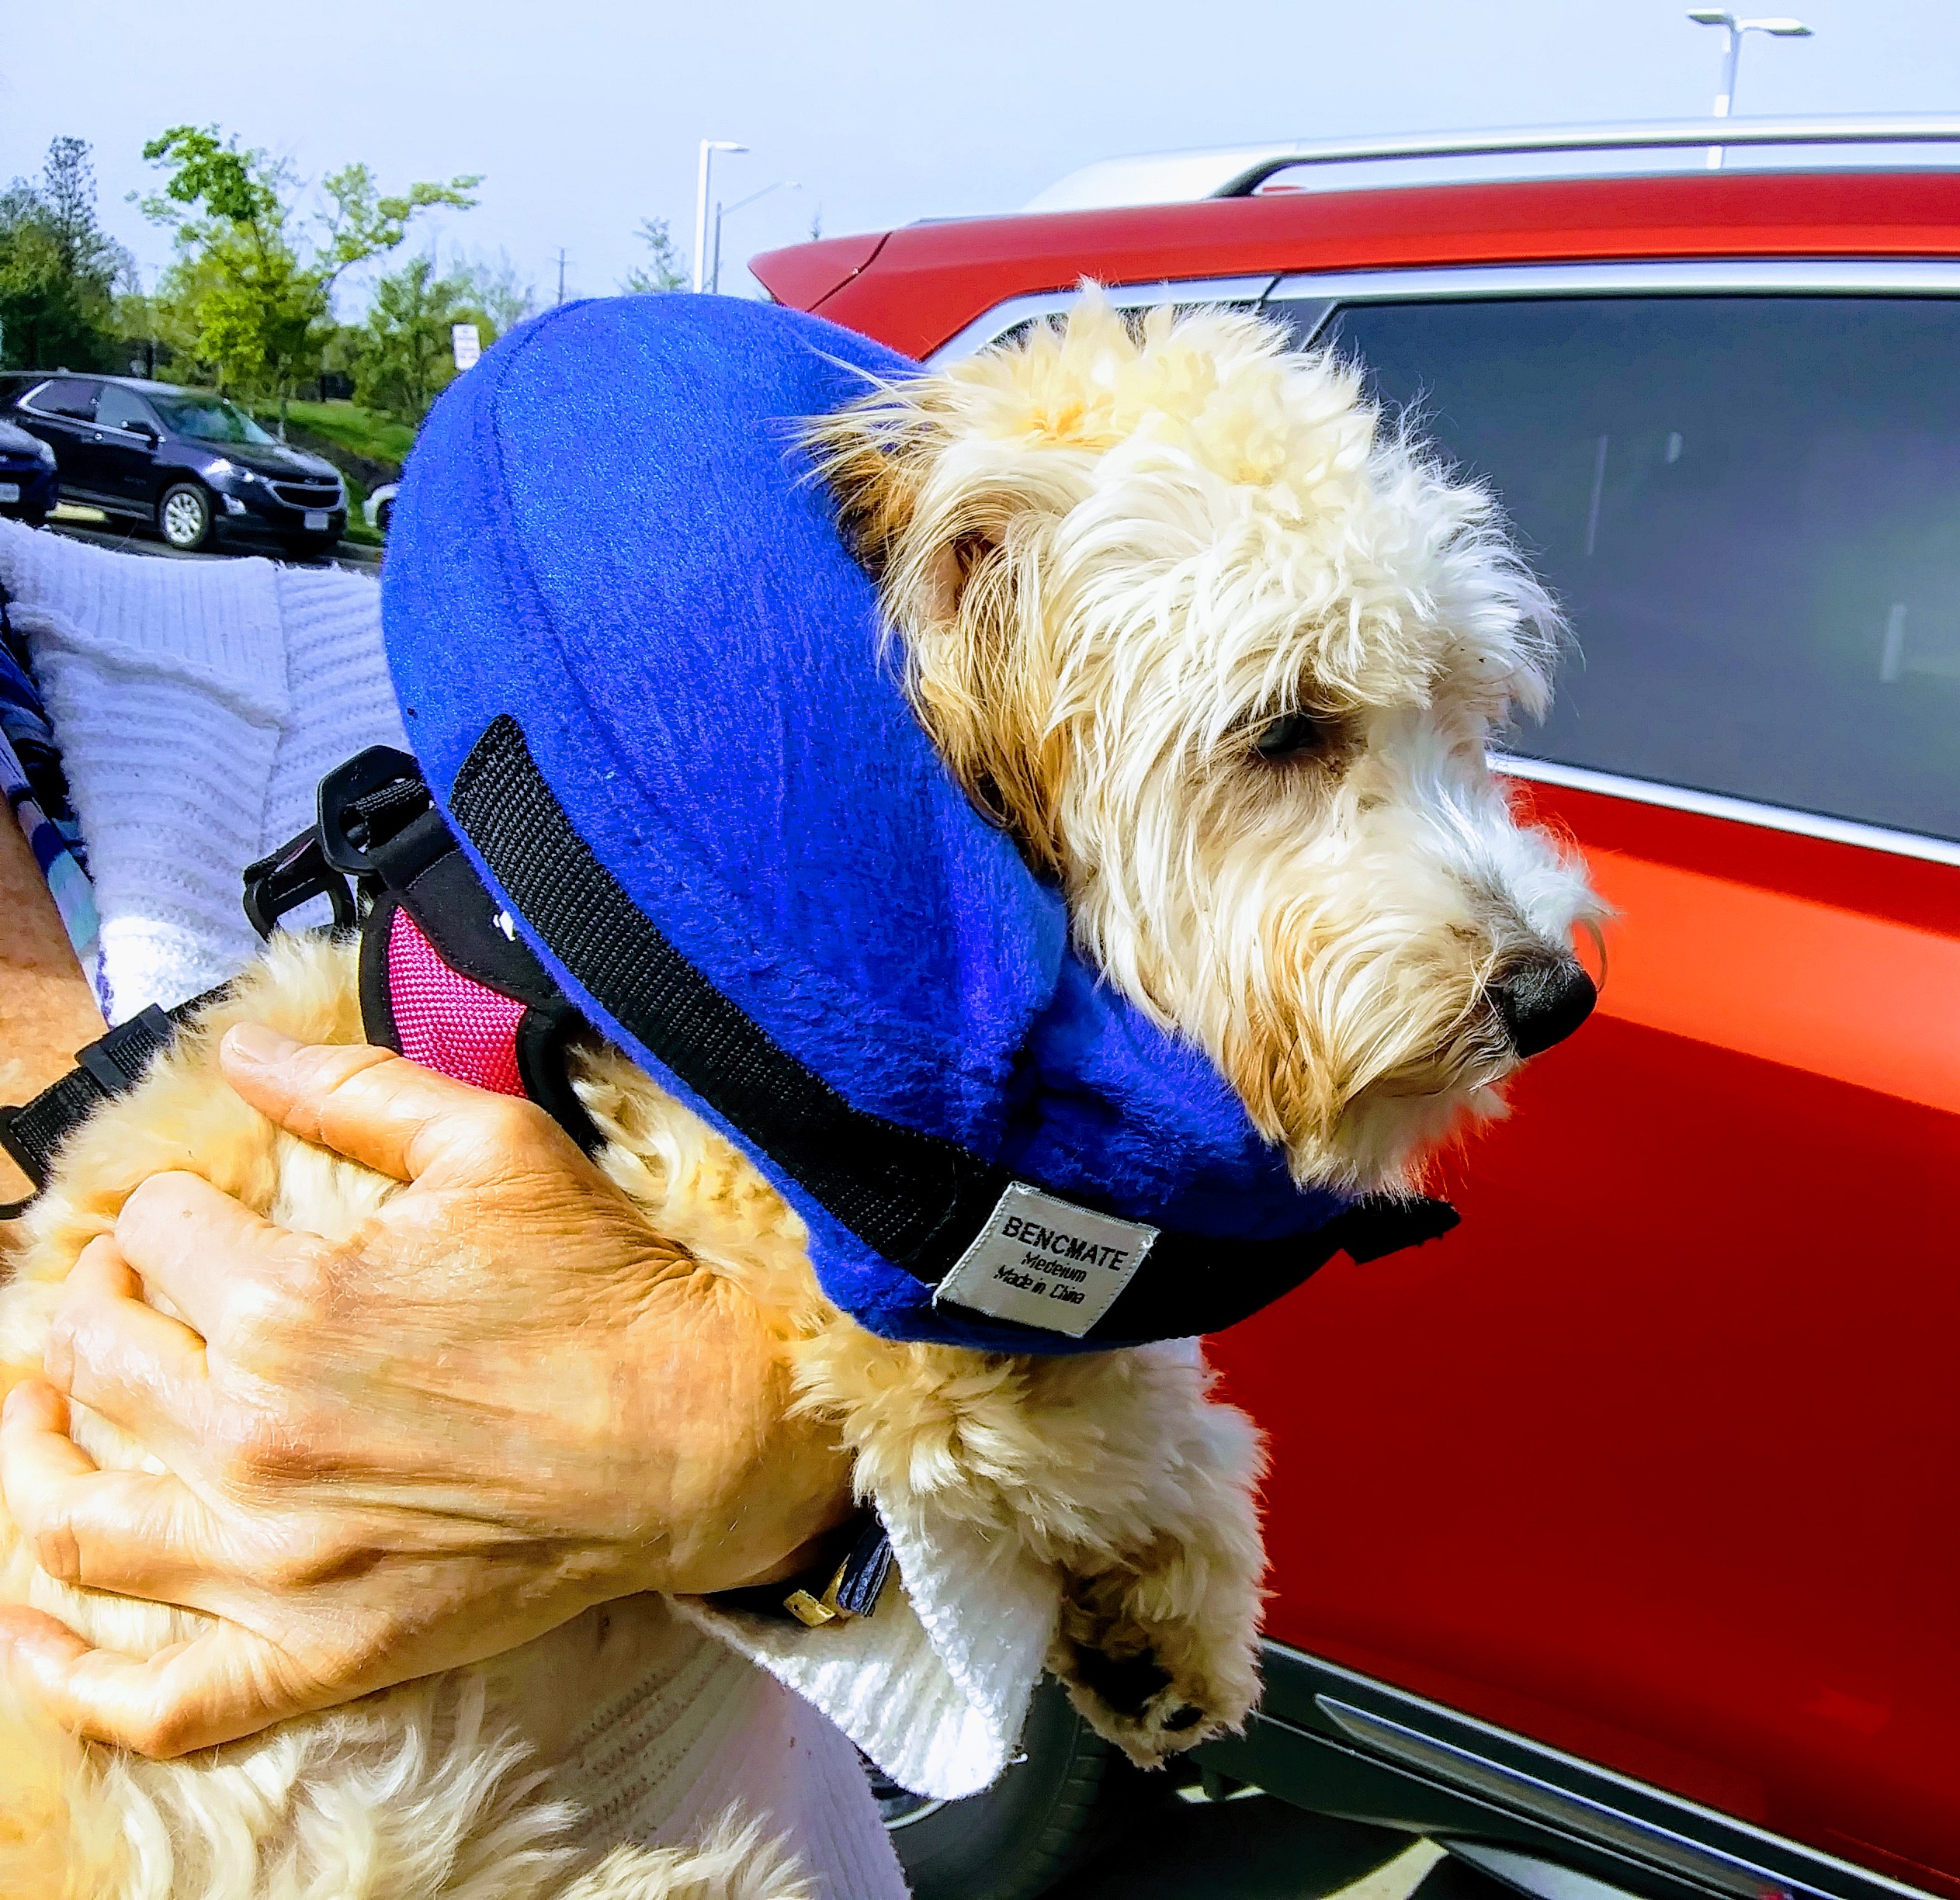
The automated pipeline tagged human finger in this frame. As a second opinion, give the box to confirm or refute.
[0,1382,233,1614]
[43,1237,211,1442]
[218,1024,573,1187]
[0,1602,317,1757]
[112,1172,299,1351]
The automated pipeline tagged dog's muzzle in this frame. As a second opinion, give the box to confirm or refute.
[1490,951,1597,1059]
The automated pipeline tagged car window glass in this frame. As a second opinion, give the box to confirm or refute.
[147,391,277,446]
[1278,295,1960,845]
[95,386,157,433]
[25,378,99,421]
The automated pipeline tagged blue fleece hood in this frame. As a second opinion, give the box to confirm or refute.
[379,295,1442,1353]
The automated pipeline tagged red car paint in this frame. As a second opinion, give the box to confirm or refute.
[755,170,1960,1892]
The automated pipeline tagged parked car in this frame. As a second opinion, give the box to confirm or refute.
[0,415,59,526]
[0,373,346,557]
[755,118,1960,1900]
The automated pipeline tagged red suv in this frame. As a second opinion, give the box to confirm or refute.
[756,120,1960,1900]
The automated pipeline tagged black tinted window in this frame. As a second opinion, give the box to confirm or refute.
[1298,296,1960,844]
[26,378,99,421]
[95,385,156,433]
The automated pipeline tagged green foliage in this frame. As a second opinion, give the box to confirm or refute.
[281,398,417,471]
[139,124,479,421]
[621,216,686,294]
[352,253,494,424]
[0,138,132,370]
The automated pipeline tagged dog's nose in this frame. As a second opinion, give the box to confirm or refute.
[1490,952,1597,1058]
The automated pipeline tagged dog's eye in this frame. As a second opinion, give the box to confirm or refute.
[1251,712,1332,761]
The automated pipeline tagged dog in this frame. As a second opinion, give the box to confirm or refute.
[0,295,1600,1898]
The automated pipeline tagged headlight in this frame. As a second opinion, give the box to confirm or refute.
[205,459,256,484]
[34,438,55,466]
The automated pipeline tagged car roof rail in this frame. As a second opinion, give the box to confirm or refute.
[1025,116,1960,212]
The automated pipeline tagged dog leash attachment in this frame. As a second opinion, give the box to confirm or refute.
[244,747,606,1156]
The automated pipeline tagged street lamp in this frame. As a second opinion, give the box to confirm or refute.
[1688,12,1813,168]
[693,140,748,293]
[710,179,800,295]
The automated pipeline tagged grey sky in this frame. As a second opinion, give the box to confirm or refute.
[5,0,1959,317]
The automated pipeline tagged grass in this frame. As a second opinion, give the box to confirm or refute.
[279,400,417,473]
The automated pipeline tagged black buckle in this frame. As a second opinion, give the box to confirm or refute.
[242,829,358,940]
[317,747,429,877]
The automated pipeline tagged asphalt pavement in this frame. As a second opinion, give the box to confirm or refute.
[44,504,382,575]
[1048,1785,1509,1900]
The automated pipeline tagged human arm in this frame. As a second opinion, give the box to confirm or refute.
[0,1026,853,1756]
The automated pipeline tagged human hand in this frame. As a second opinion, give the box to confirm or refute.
[0,1027,852,1756]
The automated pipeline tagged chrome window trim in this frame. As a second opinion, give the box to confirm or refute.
[1267,258,1960,308]
[1495,756,1960,869]
[927,275,1278,365]
[16,377,93,422]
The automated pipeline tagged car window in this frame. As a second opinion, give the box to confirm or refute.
[95,385,157,433]
[147,390,277,446]
[1278,294,1960,845]
[24,378,99,422]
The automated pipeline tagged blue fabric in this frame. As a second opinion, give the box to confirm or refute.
[381,295,1355,1350]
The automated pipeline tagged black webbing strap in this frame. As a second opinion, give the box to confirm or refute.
[0,995,222,1220]
[448,714,1457,1345]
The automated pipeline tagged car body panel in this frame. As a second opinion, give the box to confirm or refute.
[0,417,59,520]
[761,167,1960,1890]
[754,170,1960,359]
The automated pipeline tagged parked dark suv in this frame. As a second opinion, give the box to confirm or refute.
[0,373,346,557]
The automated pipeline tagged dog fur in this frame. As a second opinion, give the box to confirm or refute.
[0,296,1597,1897]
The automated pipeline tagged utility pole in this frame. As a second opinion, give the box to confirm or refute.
[1687,12,1813,168]
[694,140,747,292]
[554,248,568,304]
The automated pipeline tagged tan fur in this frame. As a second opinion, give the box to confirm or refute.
[1,297,1597,1893]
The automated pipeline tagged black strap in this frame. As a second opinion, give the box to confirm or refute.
[0,998,220,1220]
[447,713,1457,1346]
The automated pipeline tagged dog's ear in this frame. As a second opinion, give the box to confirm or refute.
[809,390,1067,872]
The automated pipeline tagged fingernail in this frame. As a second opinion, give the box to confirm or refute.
[226,1022,302,1066]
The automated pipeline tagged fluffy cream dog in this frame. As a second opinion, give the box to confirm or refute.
[0,296,1599,1899]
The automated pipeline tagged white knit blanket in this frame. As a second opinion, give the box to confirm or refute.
[0,519,1056,1894]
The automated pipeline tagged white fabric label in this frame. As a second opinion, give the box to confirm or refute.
[931,1184,1157,1337]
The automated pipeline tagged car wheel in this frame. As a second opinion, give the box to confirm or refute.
[157,482,213,551]
[375,497,394,534]
[19,508,47,529]
[868,1676,1127,1900]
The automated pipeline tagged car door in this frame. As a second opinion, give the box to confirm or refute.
[1206,269,1960,1889]
[14,376,105,498]
[89,383,164,510]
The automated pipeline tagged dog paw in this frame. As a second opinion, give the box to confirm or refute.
[1048,1555,1261,1768]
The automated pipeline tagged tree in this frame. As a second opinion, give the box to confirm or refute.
[621,217,685,294]
[352,253,494,424]
[140,125,478,429]
[0,137,131,370]
[456,249,538,336]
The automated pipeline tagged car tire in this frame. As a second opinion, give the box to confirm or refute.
[375,496,393,534]
[19,508,47,529]
[869,1676,1128,1900]
[157,481,213,551]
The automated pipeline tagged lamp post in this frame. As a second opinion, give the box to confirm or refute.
[710,179,800,295]
[1687,12,1813,168]
[693,140,748,292]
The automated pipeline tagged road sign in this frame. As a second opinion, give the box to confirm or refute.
[452,323,481,371]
